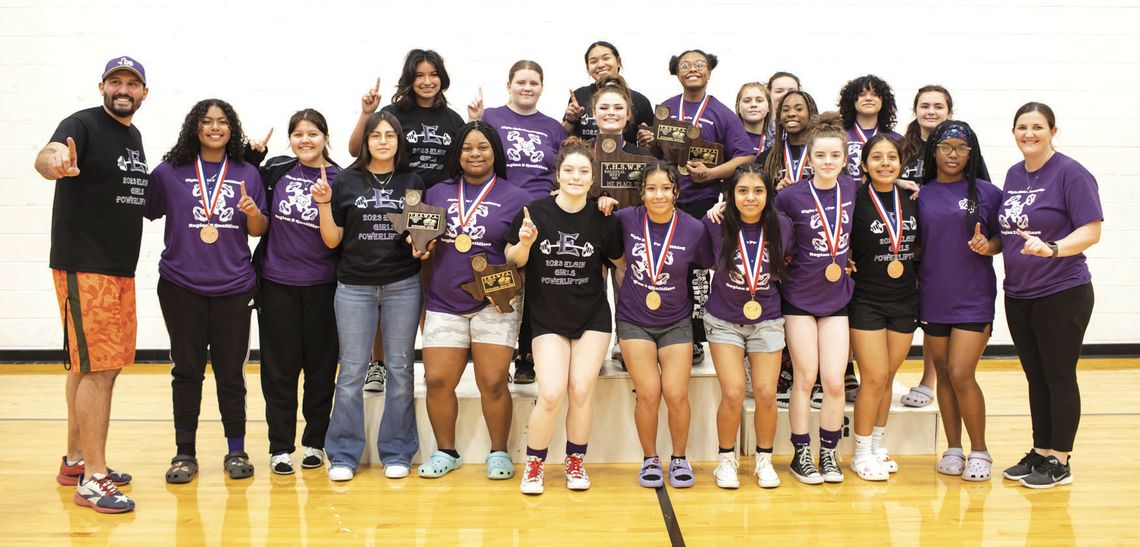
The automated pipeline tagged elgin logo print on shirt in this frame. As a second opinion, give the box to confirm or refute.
[192,179,235,223]
[999,193,1037,230]
[117,148,147,174]
[629,242,674,285]
[279,180,318,221]
[355,189,404,210]
[406,124,451,146]
[539,232,594,257]
[506,130,544,163]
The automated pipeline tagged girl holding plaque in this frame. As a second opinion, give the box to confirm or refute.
[147,99,268,483]
[998,103,1102,489]
[506,139,625,495]
[838,75,902,179]
[917,120,1003,482]
[736,83,773,155]
[848,135,921,481]
[702,164,792,489]
[774,112,857,485]
[312,111,425,482]
[418,121,531,480]
[760,90,819,191]
[254,109,341,475]
[613,162,713,489]
[588,75,653,209]
[563,41,655,144]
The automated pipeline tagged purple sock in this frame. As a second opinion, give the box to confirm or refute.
[526,446,548,461]
[820,428,841,450]
[566,441,588,456]
[227,437,245,454]
[791,433,812,451]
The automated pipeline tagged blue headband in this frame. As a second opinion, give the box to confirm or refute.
[939,122,973,143]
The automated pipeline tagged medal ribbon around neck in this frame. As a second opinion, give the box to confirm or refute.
[808,181,843,259]
[457,175,497,233]
[737,226,766,297]
[854,125,879,144]
[641,211,678,289]
[678,95,711,129]
[868,184,903,256]
[195,155,230,223]
[784,141,808,182]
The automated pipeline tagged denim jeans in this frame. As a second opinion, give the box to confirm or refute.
[325,274,421,469]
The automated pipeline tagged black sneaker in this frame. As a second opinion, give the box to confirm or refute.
[790,447,823,485]
[819,447,844,483]
[776,366,792,409]
[1002,450,1048,480]
[844,363,859,403]
[810,383,824,409]
[513,355,535,384]
[364,360,386,393]
[692,343,706,366]
[1020,456,1073,489]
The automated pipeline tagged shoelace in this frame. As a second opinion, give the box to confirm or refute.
[821,449,840,471]
[565,455,586,479]
[87,475,122,496]
[525,459,543,481]
[719,455,739,473]
[797,449,816,471]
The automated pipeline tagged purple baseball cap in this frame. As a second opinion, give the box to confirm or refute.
[102,56,146,85]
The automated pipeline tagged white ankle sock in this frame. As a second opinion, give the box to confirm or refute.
[872,426,886,452]
[855,434,873,458]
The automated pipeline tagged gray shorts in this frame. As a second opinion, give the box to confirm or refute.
[703,312,786,354]
[616,318,693,348]
[422,296,524,349]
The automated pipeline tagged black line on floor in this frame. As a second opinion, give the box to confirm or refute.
[655,485,685,547]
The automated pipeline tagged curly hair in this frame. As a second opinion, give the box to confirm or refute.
[163,98,246,166]
[762,90,818,184]
[719,163,785,280]
[445,121,508,182]
[392,49,451,110]
[838,75,897,132]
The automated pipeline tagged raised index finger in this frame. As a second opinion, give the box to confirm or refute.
[240,181,248,198]
[264,128,274,144]
[1016,228,1031,240]
[373,77,381,94]
[569,89,579,105]
[320,165,328,183]
[523,206,531,221]
[974,222,983,237]
[66,137,78,164]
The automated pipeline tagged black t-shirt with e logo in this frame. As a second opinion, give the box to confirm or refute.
[49,107,150,277]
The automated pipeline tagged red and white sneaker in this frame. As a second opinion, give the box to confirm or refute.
[520,457,545,495]
[74,474,135,514]
[57,456,131,486]
[565,453,590,491]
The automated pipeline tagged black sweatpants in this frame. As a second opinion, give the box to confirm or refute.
[258,279,339,454]
[1004,283,1094,453]
[158,278,255,440]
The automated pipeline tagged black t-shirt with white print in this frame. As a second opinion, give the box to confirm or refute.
[331,169,423,285]
[381,103,465,188]
[850,183,920,302]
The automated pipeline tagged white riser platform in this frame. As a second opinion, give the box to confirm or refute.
[357,353,939,464]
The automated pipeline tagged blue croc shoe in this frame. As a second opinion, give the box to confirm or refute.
[418,450,463,478]
[486,451,515,480]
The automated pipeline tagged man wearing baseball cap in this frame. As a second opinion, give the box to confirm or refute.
[33,55,150,514]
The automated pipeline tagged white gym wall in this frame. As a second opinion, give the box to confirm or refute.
[2,0,1137,352]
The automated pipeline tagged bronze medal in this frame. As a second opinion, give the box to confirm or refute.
[645,290,662,311]
[825,261,843,283]
[743,299,762,320]
[887,259,904,279]
[200,224,219,244]
[455,233,473,253]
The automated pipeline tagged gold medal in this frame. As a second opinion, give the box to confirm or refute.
[645,290,661,310]
[887,259,904,279]
[455,233,473,253]
[825,261,842,283]
[743,299,762,320]
[200,224,219,244]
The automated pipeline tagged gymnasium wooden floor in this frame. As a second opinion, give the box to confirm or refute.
[1,359,1137,546]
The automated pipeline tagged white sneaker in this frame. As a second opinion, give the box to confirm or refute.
[270,453,295,475]
[327,465,354,482]
[364,361,385,393]
[301,447,325,469]
[875,447,899,473]
[714,453,740,489]
[753,453,780,488]
[852,454,889,481]
[520,457,544,495]
[565,454,591,490]
[384,464,410,479]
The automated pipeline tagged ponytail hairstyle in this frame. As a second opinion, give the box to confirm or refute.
[639,161,681,203]
[763,90,818,184]
[837,74,897,131]
[348,110,410,174]
[591,75,634,133]
[921,120,985,235]
[508,59,544,83]
[392,49,452,110]
[735,82,772,133]
[720,163,785,280]
[445,121,508,181]
[900,85,953,172]
[287,108,333,165]
[805,111,848,155]
[555,136,594,171]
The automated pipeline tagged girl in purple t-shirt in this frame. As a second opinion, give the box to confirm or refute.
[615,162,712,489]
[147,99,268,484]
[838,75,903,179]
[917,120,1003,482]
[998,103,1102,489]
[774,112,857,485]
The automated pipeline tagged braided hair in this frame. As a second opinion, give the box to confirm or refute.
[763,90,818,184]
[921,120,985,235]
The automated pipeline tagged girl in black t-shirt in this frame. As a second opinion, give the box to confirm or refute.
[506,139,624,495]
[759,90,819,191]
[849,135,921,481]
[562,41,654,144]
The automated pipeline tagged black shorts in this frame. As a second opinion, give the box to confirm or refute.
[781,300,848,318]
[920,321,991,337]
[849,296,918,333]
[532,304,612,340]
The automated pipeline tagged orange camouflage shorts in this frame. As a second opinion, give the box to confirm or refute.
[52,270,137,372]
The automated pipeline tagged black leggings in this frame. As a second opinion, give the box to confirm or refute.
[158,278,255,440]
[258,279,338,454]
[1004,283,1094,453]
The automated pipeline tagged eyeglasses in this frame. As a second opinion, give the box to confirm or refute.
[936,143,971,156]
[678,61,708,71]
